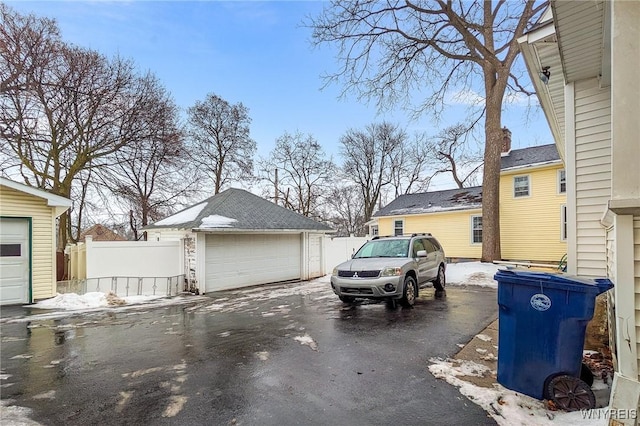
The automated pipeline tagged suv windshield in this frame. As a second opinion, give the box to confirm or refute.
[353,239,410,258]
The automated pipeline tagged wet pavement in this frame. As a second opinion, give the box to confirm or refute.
[1,280,498,425]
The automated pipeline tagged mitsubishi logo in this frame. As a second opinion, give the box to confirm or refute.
[353,272,359,278]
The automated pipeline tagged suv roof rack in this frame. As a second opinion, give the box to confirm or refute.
[371,233,432,240]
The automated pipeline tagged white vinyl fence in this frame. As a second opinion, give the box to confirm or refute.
[64,234,370,297]
[323,235,370,272]
[64,236,184,297]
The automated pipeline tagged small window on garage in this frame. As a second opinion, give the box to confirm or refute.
[370,225,379,237]
[0,244,21,257]
[394,220,404,236]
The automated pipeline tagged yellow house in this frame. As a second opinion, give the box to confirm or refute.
[371,144,566,264]
[0,177,71,305]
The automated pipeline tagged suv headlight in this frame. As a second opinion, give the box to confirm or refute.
[381,267,402,277]
[332,267,338,276]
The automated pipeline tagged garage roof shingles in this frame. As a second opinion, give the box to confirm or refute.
[147,188,333,232]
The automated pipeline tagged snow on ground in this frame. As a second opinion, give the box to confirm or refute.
[31,292,166,310]
[446,261,505,287]
[428,358,608,425]
[1,293,206,324]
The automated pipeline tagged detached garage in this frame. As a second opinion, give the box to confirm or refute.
[0,178,71,305]
[145,188,333,293]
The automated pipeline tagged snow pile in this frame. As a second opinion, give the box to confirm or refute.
[31,292,165,310]
[428,358,607,426]
[153,202,207,226]
[199,214,237,228]
[446,262,504,288]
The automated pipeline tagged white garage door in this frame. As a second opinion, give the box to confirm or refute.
[205,233,301,292]
[0,218,30,305]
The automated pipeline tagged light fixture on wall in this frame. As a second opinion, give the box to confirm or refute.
[539,66,551,84]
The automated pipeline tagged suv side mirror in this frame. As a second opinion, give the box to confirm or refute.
[416,250,427,258]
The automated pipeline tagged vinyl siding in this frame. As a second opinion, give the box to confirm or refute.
[0,186,57,301]
[574,79,611,277]
[376,210,483,259]
[499,164,567,262]
[635,216,640,379]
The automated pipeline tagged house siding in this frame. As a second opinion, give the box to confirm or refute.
[376,210,483,259]
[0,186,56,301]
[635,216,640,379]
[499,164,567,262]
[574,78,611,277]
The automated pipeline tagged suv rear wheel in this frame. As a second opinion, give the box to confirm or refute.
[401,276,417,307]
[433,264,446,291]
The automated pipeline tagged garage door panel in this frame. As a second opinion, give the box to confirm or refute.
[205,234,301,292]
[0,219,29,305]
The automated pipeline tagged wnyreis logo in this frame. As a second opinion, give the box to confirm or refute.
[581,408,637,420]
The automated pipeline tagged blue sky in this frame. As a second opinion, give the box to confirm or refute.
[10,1,552,190]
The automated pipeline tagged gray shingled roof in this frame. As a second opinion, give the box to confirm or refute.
[145,188,333,232]
[501,144,560,170]
[374,186,483,217]
[374,144,561,217]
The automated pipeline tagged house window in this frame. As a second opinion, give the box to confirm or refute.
[394,220,404,236]
[558,169,566,194]
[370,225,379,237]
[471,215,482,244]
[561,205,567,241]
[514,175,530,197]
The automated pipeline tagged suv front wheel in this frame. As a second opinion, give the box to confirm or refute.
[401,276,417,307]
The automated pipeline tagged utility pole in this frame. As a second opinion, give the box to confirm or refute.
[274,168,279,205]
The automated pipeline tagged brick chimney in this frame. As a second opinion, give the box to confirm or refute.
[501,127,512,154]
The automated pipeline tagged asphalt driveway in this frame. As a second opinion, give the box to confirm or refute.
[1,279,498,425]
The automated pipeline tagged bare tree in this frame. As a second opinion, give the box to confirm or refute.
[324,183,367,237]
[389,133,433,197]
[308,1,547,261]
[430,123,483,189]
[0,4,58,93]
[258,131,335,218]
[186,93,256,194]
[98,75,193,240]
[339,122,406,222]
[1,6,159,248]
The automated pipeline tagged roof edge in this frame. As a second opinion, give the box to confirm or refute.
[1,177,72,208]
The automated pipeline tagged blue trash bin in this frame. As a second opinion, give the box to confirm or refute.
[495,269,613,402]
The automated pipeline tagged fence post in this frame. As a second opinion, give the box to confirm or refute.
[138,278,143,296]
[112,277,118,295]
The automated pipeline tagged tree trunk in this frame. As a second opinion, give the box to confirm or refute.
[481,99,503,262]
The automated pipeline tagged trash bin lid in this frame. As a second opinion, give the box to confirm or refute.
[494,269,613,294]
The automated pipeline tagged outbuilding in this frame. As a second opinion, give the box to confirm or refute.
[0,177,71,305]
[145,188,333,293]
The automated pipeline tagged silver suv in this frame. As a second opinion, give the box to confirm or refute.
[330,234,446,307]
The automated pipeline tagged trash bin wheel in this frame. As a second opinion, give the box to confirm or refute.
[546,374,596,412]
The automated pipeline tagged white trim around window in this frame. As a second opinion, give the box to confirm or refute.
[470,214,482,244]
[561,204,567,241]
[393,219,404,236]
[370,224,379,237]
[558,169,566,194]
[513,174,531,198]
